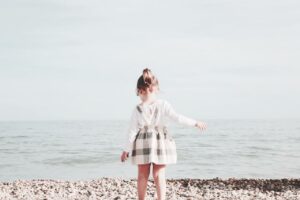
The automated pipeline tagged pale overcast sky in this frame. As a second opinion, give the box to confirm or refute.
[0,0,299,120]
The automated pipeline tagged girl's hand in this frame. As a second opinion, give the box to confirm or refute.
[121,151,129,162]
[195,121,207,131]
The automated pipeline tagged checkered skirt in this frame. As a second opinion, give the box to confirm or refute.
[131,125,177,165]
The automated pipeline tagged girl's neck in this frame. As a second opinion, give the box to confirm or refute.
[141,97,157,106]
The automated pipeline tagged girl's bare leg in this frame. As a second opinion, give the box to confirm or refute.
[152,163,166,200]
[138,163,151,200]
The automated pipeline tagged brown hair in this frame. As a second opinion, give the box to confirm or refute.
[136,68,160,96]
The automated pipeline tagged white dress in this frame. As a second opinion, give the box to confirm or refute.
[123,99,197,165]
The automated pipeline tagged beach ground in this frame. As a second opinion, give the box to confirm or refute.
[0,177,299,200]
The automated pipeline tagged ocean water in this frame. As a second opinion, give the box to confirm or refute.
[0,119,299,182]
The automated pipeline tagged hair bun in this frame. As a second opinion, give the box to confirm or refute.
[136,67,159,95]
[142,68,152,85]
[143,68,151,73]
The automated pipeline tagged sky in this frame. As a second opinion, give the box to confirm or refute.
[0,0,299,120]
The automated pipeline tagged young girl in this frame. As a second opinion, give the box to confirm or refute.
[120,68,206,200]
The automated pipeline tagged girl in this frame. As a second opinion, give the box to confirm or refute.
[120,68,206,200]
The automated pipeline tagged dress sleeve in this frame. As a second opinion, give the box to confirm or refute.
[164,100,197,127]
[123,106,139,153]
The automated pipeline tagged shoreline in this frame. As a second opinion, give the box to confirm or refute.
[1,177,299,199]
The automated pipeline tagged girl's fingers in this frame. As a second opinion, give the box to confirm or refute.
[196,122,207,130]
[197,122,207,131]
[121,152,129,162]
[121,153,127,162]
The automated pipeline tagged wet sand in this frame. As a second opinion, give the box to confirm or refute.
[0,177,299,199]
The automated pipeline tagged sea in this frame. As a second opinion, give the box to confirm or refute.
[0,119,299,182]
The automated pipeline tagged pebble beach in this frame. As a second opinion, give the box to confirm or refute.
[0,177,299,200]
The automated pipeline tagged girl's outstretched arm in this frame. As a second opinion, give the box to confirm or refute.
[164,100,206,130]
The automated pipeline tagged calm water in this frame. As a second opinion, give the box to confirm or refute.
[0,119,299,182]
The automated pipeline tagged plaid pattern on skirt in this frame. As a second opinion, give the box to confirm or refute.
[131,125,177,165]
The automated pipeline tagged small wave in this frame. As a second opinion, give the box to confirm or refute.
[246,146,273,151]
[0,136,30,140]
[6,135,29,139]
[240,153,259,158]
[40,156,108,166]
[0,164,13,169]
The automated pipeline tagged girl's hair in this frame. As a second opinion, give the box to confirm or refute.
[136,68,160,96]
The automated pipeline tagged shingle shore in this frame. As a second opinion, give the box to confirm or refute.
[0,177,299,199]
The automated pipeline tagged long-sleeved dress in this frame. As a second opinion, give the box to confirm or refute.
[123,98,197,165]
